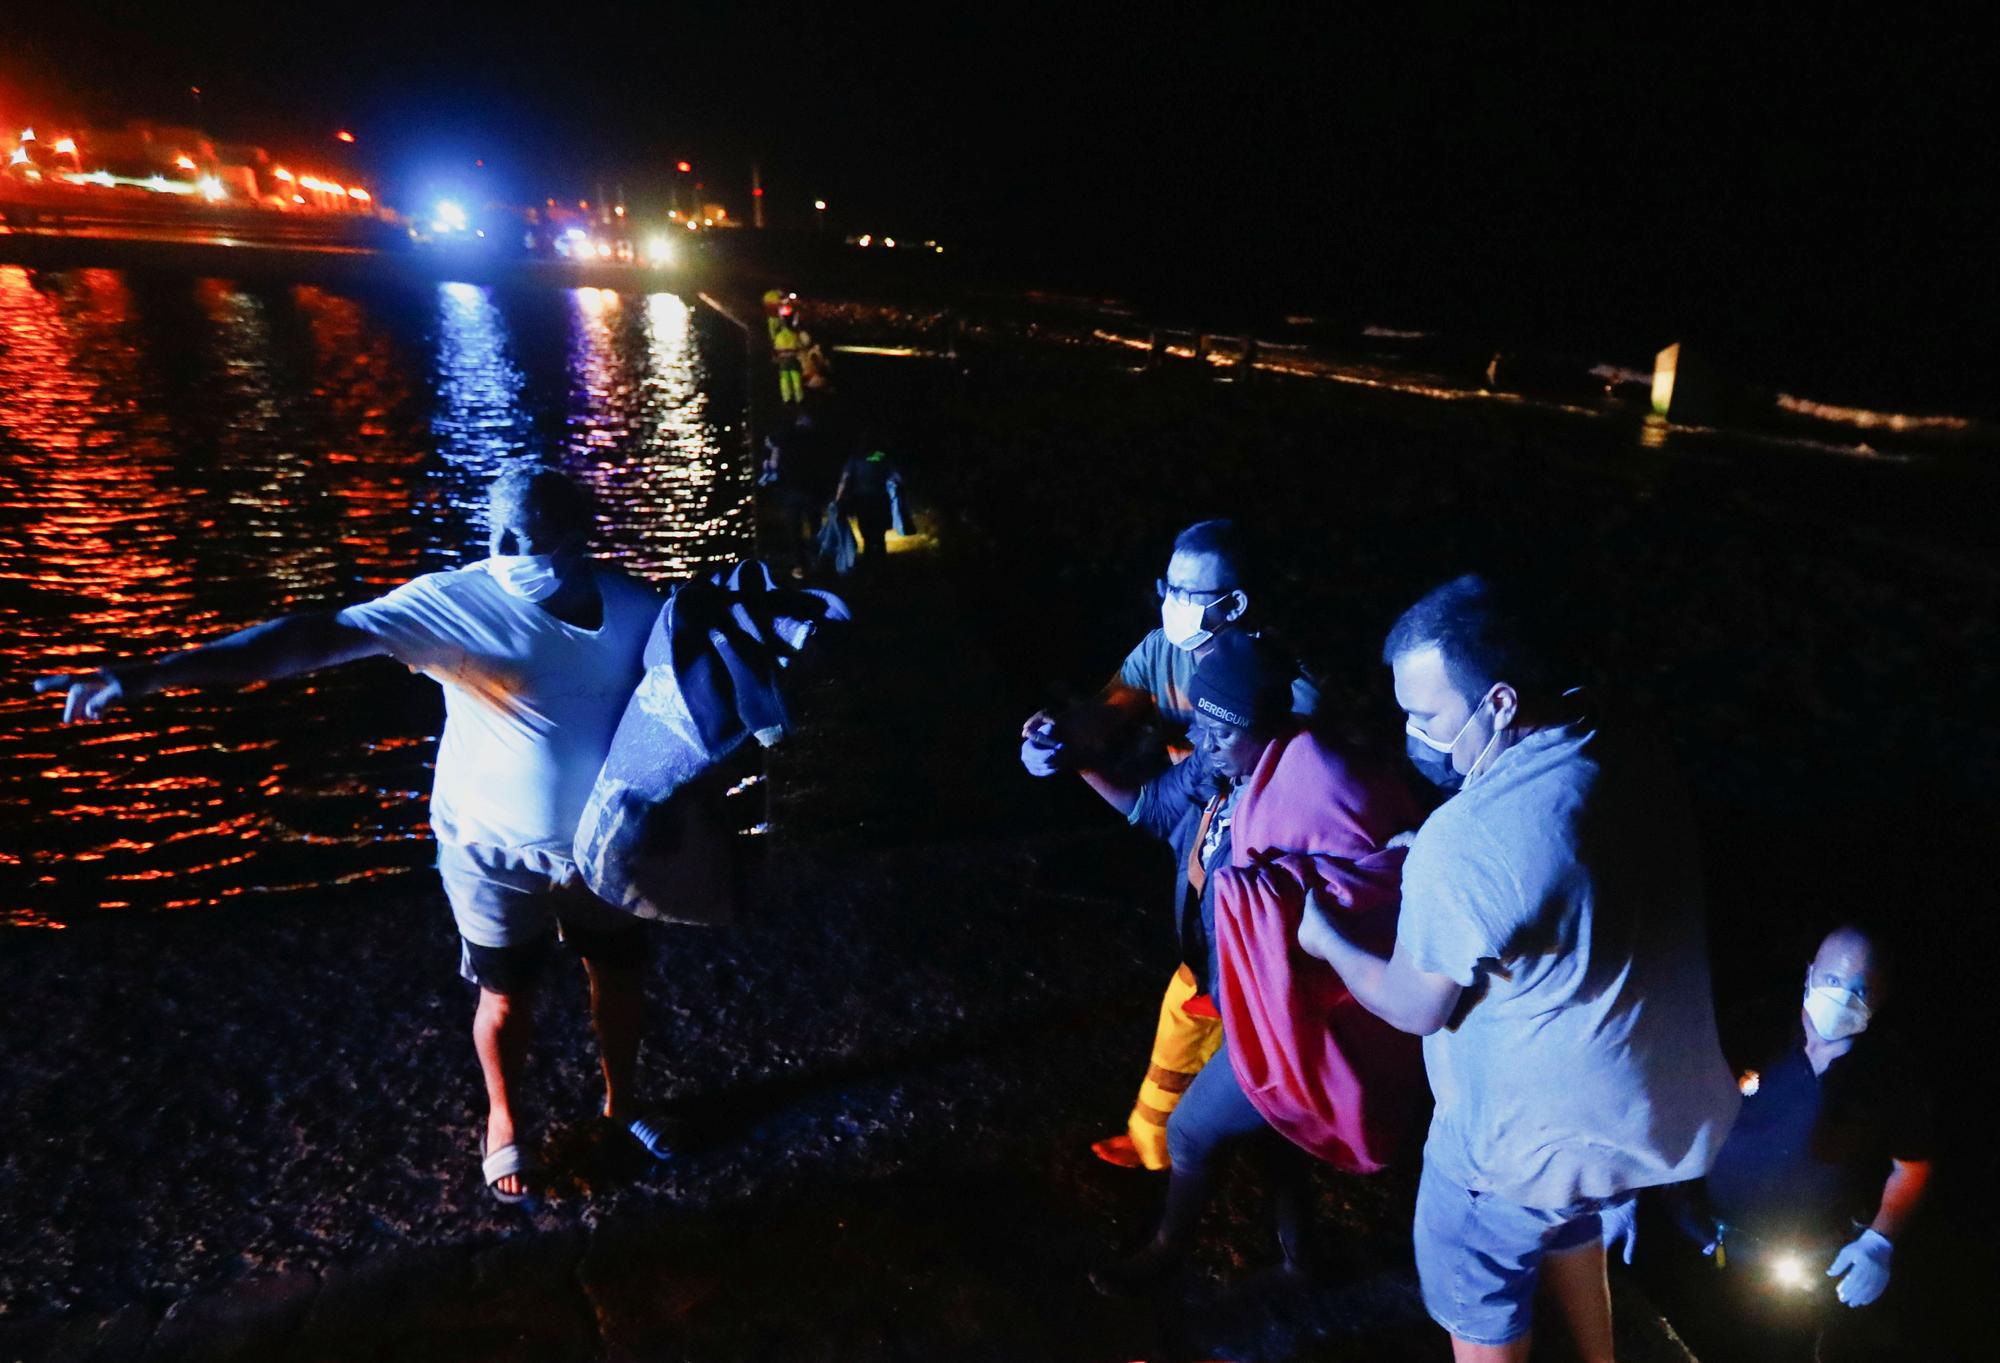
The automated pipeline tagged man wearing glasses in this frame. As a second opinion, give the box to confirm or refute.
[1020,518,1317,1170]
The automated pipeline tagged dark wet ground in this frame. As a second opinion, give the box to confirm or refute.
[4,294,1995,1360]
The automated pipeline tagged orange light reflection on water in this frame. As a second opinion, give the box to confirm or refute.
[3,269,748,927]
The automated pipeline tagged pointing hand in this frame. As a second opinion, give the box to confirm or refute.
[32,670,128,725]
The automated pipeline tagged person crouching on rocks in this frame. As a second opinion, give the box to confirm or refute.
[1076,632,1424,1293]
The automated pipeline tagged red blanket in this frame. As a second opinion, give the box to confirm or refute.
[1212,729,1427,1171]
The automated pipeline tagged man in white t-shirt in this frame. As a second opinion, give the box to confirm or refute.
[1296,574,1739,1363]
[37,467,673,1204]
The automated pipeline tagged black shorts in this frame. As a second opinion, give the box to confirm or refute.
[458,916,648,996]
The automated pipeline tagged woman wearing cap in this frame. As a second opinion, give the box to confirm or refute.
[1077,631,1424,1293]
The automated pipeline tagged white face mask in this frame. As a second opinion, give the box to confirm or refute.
[1161,595,1218,652]
[1803,983,1871,1042]
[484,553,568,603]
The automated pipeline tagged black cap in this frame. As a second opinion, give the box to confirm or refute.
[1189,632,1293,731]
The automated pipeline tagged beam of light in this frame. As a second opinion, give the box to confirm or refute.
[6,147,25,165]
[53,137,76,155]
[336,129,356,143]
[174,154,196,171]
[645,235,675,266]
[813,199,826,210]
[197,175,225,201]
[347,186,370,201]
[432,200,468,233]
[1769,1253,1811,1290]
[273,167,294,181]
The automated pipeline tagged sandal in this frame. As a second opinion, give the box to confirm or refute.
[480,1130,538,1204]
[622,1115,680,1163]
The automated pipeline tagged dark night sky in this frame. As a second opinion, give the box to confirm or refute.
[7,6,1990,399]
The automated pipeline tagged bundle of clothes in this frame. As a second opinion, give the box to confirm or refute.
[575,559,848,926]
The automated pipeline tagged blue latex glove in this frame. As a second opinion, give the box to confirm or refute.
[1599,1196,1638,1265]
[1827,1228,1893,1307]
[1020,734,1066,777]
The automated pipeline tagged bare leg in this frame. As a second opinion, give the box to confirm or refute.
[1450,1333,1533,1363]
[1543,1238,1616,1363]
[585,959,644,1123]
[474,984,534,1196]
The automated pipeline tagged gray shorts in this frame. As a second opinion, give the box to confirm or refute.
[438,842,642,988]
[1413,1156,1630,1345]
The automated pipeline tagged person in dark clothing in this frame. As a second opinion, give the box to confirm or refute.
[833,443,901,565]
[1650,924,1933,1361]
[1076,634,1315,1295]
[760,412,825,578]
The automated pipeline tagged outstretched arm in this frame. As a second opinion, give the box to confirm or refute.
[1297,887,1463,1035]
[34,610,389,724]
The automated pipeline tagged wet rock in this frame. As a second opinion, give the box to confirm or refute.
[146,1273,315,1362]
[11,1303,156,1363]
[285,1244,472,1361]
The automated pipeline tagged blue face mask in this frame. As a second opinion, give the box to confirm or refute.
[1404,691,1502,792]
[1404,732,1463,792]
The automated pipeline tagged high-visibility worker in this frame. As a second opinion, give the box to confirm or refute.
[772,313,804,405]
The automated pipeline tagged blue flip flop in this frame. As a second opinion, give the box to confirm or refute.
[623,1116,679,1163]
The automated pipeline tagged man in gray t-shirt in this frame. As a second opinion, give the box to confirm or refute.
[1298,575,1738,1362]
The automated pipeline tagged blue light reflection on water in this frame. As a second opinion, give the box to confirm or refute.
[0,269,748,926]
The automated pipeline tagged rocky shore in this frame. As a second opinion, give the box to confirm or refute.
[5,290,1993,1360]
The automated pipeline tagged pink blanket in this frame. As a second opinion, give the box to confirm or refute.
[1211,729,1427,1171]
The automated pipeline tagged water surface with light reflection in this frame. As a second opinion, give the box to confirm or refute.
[0,267,749,927]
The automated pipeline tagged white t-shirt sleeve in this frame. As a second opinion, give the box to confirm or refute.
[335,575,465,677]
[1399,812,1523,987]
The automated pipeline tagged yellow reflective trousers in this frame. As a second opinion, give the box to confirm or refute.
[1125,964,1224,1170]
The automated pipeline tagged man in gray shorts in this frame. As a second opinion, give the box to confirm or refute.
[38,466,674,1203]
[1298,575,1740,1362]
